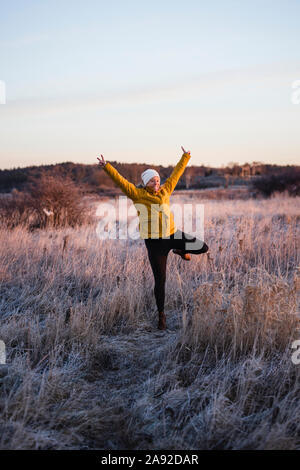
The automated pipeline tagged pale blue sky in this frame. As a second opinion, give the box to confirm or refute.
[0,0,300,169]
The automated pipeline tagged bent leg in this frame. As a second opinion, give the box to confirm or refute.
[170,230,209,255]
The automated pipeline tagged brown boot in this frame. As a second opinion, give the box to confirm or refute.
[158,311,166,330]
[173,249,191,261]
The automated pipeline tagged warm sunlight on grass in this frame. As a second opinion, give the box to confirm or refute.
[0,193,299,449]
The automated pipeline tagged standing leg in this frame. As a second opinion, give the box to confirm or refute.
[144,240,169,329]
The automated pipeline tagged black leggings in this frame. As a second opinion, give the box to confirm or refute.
[144,229,209,312]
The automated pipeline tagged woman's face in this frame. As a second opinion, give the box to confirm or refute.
[146,176,160,192]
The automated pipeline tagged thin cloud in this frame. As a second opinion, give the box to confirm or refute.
[3,60,300,116]
[0,33,49,48]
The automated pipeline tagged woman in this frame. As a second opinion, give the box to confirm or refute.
[97,146,209,330]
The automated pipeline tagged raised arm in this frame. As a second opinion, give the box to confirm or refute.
[97,155,139,201]
[162,148,191,195]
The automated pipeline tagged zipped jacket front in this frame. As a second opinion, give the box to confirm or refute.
[102,152,191,239]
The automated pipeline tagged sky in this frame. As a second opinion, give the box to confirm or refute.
[0,0,300,170]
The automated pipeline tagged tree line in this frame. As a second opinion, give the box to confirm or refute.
[0,160,298,194]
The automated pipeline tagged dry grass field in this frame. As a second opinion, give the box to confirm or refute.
[0,191,299,449]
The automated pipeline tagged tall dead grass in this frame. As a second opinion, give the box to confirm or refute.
[0,193,299,449]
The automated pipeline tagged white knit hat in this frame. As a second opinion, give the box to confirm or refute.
[141,169,160,187]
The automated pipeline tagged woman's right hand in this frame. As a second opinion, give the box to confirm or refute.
[97,154,107,167]
[181,146,191,155]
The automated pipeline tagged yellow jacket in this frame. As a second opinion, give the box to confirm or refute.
[102,152,191,239]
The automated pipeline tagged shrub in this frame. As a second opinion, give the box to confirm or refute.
[0,174,93,230]
[251,170,300,197]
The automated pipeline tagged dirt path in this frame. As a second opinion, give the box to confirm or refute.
[75,311,184,449]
